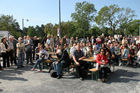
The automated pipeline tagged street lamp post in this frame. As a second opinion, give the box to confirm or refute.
[59,0,61,38]
[22,19,29,37]
[136,22,140,37]
[139,25,140,37]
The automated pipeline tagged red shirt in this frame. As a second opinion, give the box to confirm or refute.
[97,38,102,44]
[96,54,108,65]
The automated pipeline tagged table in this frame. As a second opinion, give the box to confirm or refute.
[51,55,57,59]
[82,57,96,63]
[49,52,56,55]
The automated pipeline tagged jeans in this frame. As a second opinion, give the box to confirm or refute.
[26,51,32,64]
[33,58,45,70]
[53,61,63,76]
[17,52,24,67]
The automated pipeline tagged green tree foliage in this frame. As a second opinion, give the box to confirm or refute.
[88,26,101,37]
[71,1,96,38]
[35,25,45,38]
[95,4,135,35]
[0,15,21,38]
[118,8,136,35]
[95,4,121,35]
[61,21,76,37]
[44,23,53,35]
[126,20,140,35]
[27,26,36,37]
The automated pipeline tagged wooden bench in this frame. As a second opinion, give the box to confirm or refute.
[43,59,53,69]
[121,58,129,66]
[89,68,99,81]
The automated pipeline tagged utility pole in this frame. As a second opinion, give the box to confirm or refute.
[59,0,61,38]
[22,19,29,37]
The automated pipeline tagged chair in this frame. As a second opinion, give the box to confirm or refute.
[89,68,99,81]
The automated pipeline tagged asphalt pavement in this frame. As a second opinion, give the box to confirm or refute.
[0,65,140,93]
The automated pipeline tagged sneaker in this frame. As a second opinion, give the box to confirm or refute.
[119,63,122,66]
[98,79,103,82]
[57,75,62,79]
[0,68,3,70]
[80,77,84,81]
[31,68,35,71]
[38,70,42,72]
[17,67,20,69]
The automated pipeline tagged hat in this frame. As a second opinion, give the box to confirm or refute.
[18,37,22,40]
[9,36,14,39]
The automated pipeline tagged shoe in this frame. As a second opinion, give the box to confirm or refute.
[38,70,42,72]
[80,77,84,81]
[104,78,108,82]
[98,79,103,82]
[0,68,3,70]
[31,68,35,71]
[30,63,34,65]
[57,75,62,79]
[17,67,20,69]
[119,63,122,66]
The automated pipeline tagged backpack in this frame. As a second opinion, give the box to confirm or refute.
[50,70,58,78]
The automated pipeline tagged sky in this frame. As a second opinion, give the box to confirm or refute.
[0,0,140,29]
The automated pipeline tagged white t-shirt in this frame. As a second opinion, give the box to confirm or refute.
[39,49,49,59]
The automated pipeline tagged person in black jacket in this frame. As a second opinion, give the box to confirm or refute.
[53,45,71,79]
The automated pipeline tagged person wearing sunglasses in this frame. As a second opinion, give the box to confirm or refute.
[96,48,109,82]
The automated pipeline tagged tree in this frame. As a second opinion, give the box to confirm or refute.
[126,20,140,36]
[27,26,36,37]
[95,4,135,35]
[34,25,45,38]
[44,23,53,36]
[118,8,136,35]
[95,4,121,35]
[60,21,76,37]
[88,26,101,37]
[71,1,96,38]
[0,15,21,38]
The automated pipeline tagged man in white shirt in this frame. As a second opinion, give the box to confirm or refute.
[8,36,15,65]
[31,44,49,72]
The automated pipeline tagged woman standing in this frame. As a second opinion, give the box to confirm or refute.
[0,41,3,70]
[1,38,9,68]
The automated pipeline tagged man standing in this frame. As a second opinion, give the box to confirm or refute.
[8,36,15,65]
[24,36,33,65]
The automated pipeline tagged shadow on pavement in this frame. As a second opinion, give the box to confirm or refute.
[107,69,140,84]
[0,89,3,92]
[0,66,32,81]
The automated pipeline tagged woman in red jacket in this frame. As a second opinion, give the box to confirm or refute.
[96,48,109,82]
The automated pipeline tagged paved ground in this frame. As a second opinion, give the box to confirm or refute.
[0,65,140,93]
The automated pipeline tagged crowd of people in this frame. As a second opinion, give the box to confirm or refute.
[0,34,140,82]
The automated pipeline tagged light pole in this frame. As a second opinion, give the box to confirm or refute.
[136,22,140,37]
[22,19,29,37]
[59,0,61,38]
[139,25,140,37]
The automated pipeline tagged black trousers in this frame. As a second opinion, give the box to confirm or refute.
[9,50,16,65]
[75,61,89,78]
[26,51,32,64]
[2,52,9,68]
[99,67,110,79]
